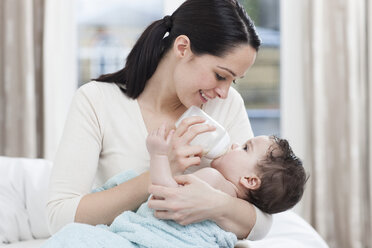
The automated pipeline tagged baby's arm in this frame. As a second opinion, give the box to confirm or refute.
[146,124,178,188]
[192,168,237,198]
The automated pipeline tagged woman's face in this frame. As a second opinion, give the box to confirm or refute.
[173,43,257,108]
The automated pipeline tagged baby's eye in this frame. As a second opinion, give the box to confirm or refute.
[215,73,226,81]
[243,144,248,151]
[232,79,237,84]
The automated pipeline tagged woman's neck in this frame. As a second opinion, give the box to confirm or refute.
[137,54,184,114]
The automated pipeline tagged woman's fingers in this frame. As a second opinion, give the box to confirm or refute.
[167,117,216,175]
[148,185,185,212]
[184,156,202,167]
[148,184,177,199]
[152,210,172,219]
[174,116,216,145]
[147,199,173,211]
[174,116,206,137]
[170,146,203,172]
[148,175,202,201]
[173,174,198,185]
[174,145,203,159]
[175,157,201,173]
[148,175,221,225]
[182,124,216,144]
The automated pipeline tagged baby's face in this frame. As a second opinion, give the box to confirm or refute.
[211,136,274,184]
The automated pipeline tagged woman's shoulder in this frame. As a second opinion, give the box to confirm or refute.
[76,81,131,103]
[78,81,120,95]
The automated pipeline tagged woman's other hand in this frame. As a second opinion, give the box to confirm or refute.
[168,116,215,175]
[147,174,229,225]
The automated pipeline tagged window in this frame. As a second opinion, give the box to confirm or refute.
[236,0,280,136]
[77,0,164,86]
[77,0,280,136]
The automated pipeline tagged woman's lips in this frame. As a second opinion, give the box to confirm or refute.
[199,90,209,103]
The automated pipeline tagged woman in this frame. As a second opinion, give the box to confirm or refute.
[47,0,272,241]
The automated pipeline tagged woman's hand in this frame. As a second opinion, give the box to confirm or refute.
[147,174,229,225]
[168,116,216,175]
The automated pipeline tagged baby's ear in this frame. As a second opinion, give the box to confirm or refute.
[240,175,261,190]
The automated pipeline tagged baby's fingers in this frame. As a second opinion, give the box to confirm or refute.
[166,129,175,144]
[148,130,155,137]
[156,123,166,137]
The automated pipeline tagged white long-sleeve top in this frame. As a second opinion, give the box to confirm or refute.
[47,81,272,239]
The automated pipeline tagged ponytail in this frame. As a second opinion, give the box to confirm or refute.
[94,16,173,98]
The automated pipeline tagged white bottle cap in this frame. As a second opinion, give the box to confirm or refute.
[205,132,230,159]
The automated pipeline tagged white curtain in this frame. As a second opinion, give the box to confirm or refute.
[0,0,77,160]
[43,0,77,160]
[281,0,372,247]
[0,0,45,158]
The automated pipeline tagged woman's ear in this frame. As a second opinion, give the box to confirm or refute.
[173,35,192,58]
[240,175,261,190]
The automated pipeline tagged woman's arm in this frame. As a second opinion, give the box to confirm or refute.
[47,83,150,233]
[211,192,256,239]
[75,172,150,225]
[148,174,256,239]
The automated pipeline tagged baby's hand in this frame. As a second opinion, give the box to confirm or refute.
[146,123,174,156]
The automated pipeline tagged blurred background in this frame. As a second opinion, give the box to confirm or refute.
[0,0,371,247]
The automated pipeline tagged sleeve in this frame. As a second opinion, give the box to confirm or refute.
[247,206,273,240]
[46,82,104,234]
[223,88,273,240]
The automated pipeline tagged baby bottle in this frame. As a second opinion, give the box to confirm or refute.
[175,106,230,159]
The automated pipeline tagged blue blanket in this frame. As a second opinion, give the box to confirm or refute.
[42,170,237,248]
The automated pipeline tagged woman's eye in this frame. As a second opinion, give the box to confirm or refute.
[215,73,226,81]
[232,80,236,84]
[243,144,248,151]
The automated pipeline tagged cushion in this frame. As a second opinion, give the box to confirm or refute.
[0,156,52,244]
[241,210,329,248]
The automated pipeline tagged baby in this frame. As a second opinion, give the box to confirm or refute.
[147,123,308,214]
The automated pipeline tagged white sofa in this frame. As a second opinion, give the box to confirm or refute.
[0,156,329,248]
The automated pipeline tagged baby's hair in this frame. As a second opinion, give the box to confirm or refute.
[245,136,309,214]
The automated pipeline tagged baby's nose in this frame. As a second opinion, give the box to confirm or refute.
[231,143,239,150]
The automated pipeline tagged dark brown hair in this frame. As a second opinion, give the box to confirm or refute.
[245,136,308,214]
[94,0,261,98]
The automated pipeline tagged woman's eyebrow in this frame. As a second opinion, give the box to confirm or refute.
[217,66,237,77]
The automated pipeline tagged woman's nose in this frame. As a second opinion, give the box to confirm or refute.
[215,83,230,99]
